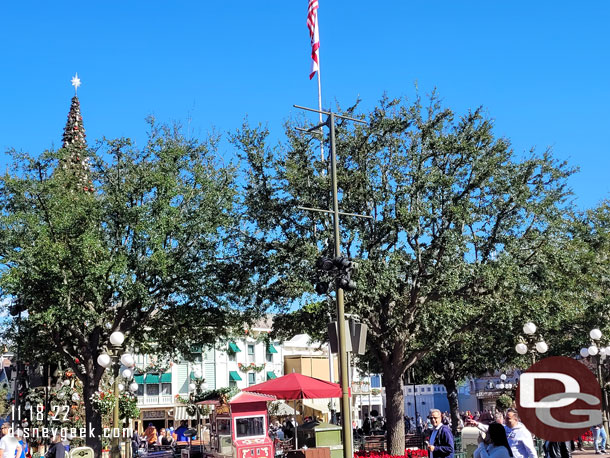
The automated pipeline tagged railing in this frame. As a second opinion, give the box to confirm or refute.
[136,395,174,405]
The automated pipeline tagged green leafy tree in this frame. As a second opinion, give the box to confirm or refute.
[0,119,245,454]
[271,301,329,343]
[232,94,573,454]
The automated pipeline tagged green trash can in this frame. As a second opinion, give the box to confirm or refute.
[297,420,344,458]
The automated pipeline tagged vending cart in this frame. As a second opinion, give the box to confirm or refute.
[199,391,276,458]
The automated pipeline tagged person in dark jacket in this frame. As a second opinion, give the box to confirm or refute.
[544,441,571,458]
[45,435,66,458]
[427,409,454,458]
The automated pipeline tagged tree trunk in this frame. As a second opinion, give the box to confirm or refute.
[83,376,103,456]
[443,378,460,436]
[383,363,405,455]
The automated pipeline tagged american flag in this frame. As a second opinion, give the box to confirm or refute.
[307,0,320,79]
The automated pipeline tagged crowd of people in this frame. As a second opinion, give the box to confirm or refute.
[0,423,66,458]
[132,420,196,454]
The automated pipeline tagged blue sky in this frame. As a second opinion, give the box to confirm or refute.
[1,1,609,210]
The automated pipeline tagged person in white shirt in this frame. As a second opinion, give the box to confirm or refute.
[475,423,514,458]
[471,409,537,458]
[0,423,23,458]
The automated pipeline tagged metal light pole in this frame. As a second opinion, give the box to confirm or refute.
[294,104,369,458]
[112,355,121,458]
[98,331,137,458]
[581,329,609,436]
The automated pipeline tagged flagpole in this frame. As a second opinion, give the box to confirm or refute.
[317,57,324,162]
[316,11,332,162]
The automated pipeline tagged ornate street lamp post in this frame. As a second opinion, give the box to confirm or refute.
[189,366,207,455]
[97,331,136,458]
[515,322,548,366]
[579,328,610,436]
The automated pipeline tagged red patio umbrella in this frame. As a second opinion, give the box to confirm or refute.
[243,372,342,399]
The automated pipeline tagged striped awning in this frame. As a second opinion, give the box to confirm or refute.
[267,371,277,380]
[160,373,171,383]
[229,371,242,381]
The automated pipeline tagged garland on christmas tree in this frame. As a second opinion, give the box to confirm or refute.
[59,94,94,193]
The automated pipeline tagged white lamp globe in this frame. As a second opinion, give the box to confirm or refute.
[498,383,505,389]
[201,383,208,391]
[57,392,65,399]
[500,374,507,381]
[605,346,610,355]
[580,348,589,358]
[506,383,513,389]
[109,331,125,346]
[193,368,202,379]
[97,353,112,368]
[120,354,135,367]
[72,393,80,402]
[63,379,71,386]
[601,347,607,356]
[515,343,528,355]
[590,329,603,340]
[129,382,139,392]
[535,342,548,354]
[122,368,133,379]
[189,383,196,391]
[523,322,537,335]
[588,345,599,356]
[118,383,124,392]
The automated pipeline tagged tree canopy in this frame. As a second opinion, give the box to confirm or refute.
[232,94,574,454]
[0,121,246,452]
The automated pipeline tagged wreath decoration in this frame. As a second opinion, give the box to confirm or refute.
[237,362,266,374]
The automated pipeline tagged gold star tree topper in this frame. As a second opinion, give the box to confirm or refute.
[71,73,81,94]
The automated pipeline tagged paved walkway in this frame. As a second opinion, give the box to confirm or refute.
[574,449,606,456]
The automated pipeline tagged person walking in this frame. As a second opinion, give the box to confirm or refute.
[0,423,22,458]
[471,409,536,458]
[427,409,454,458]
[44,435,65,458]
[592,424,607,454]
[543,441,571,458]
[474,423,513,458]
[504,409,537,458]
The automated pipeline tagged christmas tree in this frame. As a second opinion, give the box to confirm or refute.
[60,73,94,192]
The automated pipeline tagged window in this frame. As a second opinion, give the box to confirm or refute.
[229,352,236,362]
[229,380,237,389]
[146,384,159,396]
[161,383,172,395]
[235,416,265,438]
[247,344,255,355]
[137,384,144,396]
[248,373,256,386]
[370,375,381,388]
[266,352,273,363]
[217,418,231,435]
[427,387,431,392]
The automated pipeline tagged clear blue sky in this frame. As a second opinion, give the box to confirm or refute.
[1,2,608,209]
